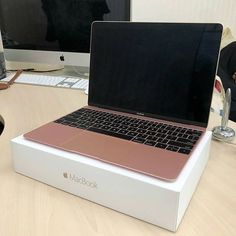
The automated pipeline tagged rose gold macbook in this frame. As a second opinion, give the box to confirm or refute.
[24,22,222,181]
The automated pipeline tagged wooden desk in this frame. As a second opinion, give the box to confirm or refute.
[0,83,236,236]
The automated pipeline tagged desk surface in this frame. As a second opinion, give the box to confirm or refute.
[0,83,236,236]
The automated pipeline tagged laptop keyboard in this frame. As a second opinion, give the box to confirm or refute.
[54,108,203,155]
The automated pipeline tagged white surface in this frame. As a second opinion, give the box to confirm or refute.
[11,131,212,231]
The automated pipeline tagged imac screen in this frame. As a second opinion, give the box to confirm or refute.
[0,0,130,67]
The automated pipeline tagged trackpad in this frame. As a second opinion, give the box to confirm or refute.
[61,130,129,162]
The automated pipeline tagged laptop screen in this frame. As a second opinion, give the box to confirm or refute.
[88,22,222,127]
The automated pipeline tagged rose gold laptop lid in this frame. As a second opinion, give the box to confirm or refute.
[24,22,223,181]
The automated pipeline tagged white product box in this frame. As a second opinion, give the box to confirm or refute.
[11,131,212,232]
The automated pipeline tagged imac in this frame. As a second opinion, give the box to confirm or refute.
[0,0,130,73]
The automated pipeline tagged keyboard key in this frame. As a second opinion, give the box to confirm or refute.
[161,139,168,144]
[88,127,133,140]
[64,117,77,123]
[147,136,158,141]
[176,137,195,145]
[166,135,177,141]
[144,140,156,146]
[148,126,158,131]
[146,130,156,136]
[168,140,193,149]
[101,125,110,130]
[127,131,138,137]
[155,143,167,149]
[133,137,145,144]
[127,127,138,132]
[178,148,191,154]
[110,127,120,132]
[166,145,179,152]
[137,128,146,134]
[118,129,129,135]
[137,133,148,139]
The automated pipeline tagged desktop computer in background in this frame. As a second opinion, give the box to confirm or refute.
[0,0,130,74]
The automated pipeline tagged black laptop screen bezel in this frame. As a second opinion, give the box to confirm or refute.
[88,22,223,128]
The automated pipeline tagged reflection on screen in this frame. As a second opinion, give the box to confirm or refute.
[89,23,222,127]
[0,0,130,53]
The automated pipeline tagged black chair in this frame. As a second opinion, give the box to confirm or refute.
[217,42,236,122]
[0,122,3,135]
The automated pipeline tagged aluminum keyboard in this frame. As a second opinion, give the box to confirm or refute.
[2,73,89,90]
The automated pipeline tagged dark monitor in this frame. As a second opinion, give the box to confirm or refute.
[0,0,130,70]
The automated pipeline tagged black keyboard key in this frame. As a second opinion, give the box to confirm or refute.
[146,130,156,136]
[101,125,110,130]
[178,148,191,154]
[155,143,167,149]
[105,117,115,122]
[118,129,129,135]
[156,137,164,143]
[76,124,88,129]
[68,123,77,127]
[164,125,172,131]
[194,130,202,136]
[168,140,193,149]
[137,128,146,134]
[171,131,179,136]
[137,133,149,139]
[127,131,138,137]
[155,133,167,139]
[113,119,121,123]
[122,121,130,126]
[189,135,199,141]
[127,127,137,132]
[148,126,158,131]
[92,123,102,128]
[110,127,120,132]
[166,135,177,141]
[111,123,120,128]
[144,140,156,146]
[54,119,63,123]
[133,137,145,144]
[161,139,168,144]
[166,130,173,135]
[139,124,149,129]
[146,136,158,141]
[166,145,179,152]
[62,121,72,125]
[157,129,166,134]
[102,122,111,126]
[130,123,139,128]
[64,116,77,123]
[120,125,128,130]
[176,137,196,145]
[88,127,133,140]
[186,130,195,135]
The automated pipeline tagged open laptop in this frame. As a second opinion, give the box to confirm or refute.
[24,22,222,181]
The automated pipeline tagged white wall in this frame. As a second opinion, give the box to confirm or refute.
[131,0,236,36]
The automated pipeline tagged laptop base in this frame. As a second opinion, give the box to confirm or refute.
[11,131,211,232]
